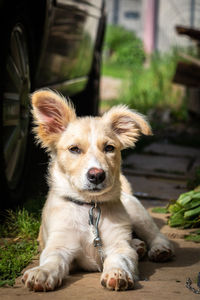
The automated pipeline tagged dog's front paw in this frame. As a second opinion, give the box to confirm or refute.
[148,235,174,262]
[22,266,62,292]
[101,268,135,291]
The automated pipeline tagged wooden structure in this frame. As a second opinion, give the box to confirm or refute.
[173,25,200,115]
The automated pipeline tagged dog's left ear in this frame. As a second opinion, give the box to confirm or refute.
[31,89,76,151]
[103,105,152,149]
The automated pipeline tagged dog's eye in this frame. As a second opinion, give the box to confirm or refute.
[69,146,82,154]
[104,145,115,153]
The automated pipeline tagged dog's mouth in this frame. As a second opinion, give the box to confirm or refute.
[86,186,105,193]
[85,183,114,196]
[91,187,102,192]
[84,175,116,195]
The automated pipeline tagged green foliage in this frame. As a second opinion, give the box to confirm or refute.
[0,209,40,239]
[0,209,40,286]
[168,189,200,229]
[102,63,131,79]
[0,240,38,287]
[184,229,200,243]
[151,207,168,214]
[104,25,145,68]
[102,25,187,119]
[121,51,184,115]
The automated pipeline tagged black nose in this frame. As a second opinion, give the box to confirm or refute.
[87,168,106,185]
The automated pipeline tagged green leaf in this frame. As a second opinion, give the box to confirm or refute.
[151,207,168,213]
[168,210,185,227]
[184,206,200,219]
[190,192,200,199]
[184,230,200,243]
[183,198,200,210]
[177,191,194,206]
[168,203,182,214]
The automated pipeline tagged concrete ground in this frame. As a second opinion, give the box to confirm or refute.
[1,141,200,300]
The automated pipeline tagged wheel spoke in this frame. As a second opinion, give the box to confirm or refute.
[3,92,20,127]
[6,54,23,92]
[10,27,28,79]
[5,134,25,184]
[4,125,20,166]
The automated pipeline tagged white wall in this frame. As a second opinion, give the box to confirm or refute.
[157,0,200,52]
[105,0,144,39]
[105,0,200,52]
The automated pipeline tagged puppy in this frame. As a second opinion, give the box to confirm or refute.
[22,90,173,292]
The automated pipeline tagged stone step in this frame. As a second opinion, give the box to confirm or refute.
[124,174,187,201]
[123,168,187,181]
[123,154,190,177]
[143,142,200,159]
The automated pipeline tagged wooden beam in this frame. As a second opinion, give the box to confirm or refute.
[176,25,200,42]
[173,61,200,87]
[179,53,200,67]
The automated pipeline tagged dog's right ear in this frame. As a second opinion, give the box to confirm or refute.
[103,105,152,149]
[31,89,76,151]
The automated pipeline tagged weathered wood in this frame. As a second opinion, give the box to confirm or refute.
[173,61,200,87]
[179,53,200,67]
[176,25,200,41]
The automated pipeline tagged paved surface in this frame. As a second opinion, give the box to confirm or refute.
[1,142,200,300]
[100,76,122,101]
[123,142,200,202]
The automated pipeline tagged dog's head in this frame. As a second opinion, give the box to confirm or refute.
[32,90,152,201]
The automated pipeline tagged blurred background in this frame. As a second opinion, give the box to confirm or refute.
[101,0,200,134]
[1,0,200,208]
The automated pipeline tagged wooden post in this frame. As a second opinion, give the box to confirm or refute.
[143,0,159,54]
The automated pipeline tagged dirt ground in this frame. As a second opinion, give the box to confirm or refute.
[0,211,200,300]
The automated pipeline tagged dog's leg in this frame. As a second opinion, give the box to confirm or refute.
[22,233,79,291]
[100,241,138,291]
[121,192,174,262]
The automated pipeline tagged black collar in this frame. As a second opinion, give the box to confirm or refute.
[64,196,97,206]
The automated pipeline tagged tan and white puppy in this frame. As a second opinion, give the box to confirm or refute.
[22,90,173,292]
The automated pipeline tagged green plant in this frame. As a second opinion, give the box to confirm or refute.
[103,25,145,69]
[151,207,168,214]
[121,51,184,115]
[184,229,200,243]
[0,240,38,287]
[102,26,188,120]
[168,188,200,229]
[0,208,40,286]
[1,209,40,239]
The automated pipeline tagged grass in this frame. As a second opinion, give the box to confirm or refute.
[102,62,132,79]
[106,51,186,119]
[0,199,44,286]
[0,239,38,286]
[184,229,200,243]
[102,25,188,121]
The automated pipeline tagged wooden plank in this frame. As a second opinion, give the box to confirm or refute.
[176,25,200,41]
[179,53,200,67]
[173,61,200,87]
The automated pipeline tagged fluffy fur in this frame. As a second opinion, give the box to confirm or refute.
[22,90,174,292]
